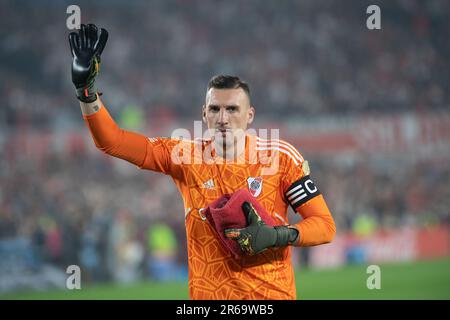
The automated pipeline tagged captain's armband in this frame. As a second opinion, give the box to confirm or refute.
[285,175,321,210]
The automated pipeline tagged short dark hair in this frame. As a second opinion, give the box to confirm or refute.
[207,75,250,99]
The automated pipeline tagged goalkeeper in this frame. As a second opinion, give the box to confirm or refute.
[69,24,336,300]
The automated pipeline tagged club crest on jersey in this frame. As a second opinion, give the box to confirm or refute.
[247,177,263,197]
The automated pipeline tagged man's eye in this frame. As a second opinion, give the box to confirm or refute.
[209,107,219,112]
[227,107,237,112]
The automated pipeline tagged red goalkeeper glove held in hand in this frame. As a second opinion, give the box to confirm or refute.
[68,24,108,103]
[225,202,299,255]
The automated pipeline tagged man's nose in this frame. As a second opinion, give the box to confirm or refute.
[218,108,229,125]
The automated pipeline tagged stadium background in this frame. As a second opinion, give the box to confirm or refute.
[0,0,449,299]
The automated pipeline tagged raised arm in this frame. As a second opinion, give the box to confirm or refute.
[68,24,148,167]
[81,98,149,168]
[68,24,176,175]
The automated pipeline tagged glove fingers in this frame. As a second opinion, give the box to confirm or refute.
[94,28,108,57]
[242,202,262,225]
[86,23,98,50]
[68,32,80,57]
[224,228,242,240]
[79,24,87,49]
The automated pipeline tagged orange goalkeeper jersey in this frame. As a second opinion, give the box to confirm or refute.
[83,100,335,300]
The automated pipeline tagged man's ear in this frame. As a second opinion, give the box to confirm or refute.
[202,105,207,123]
[247,106,255,125]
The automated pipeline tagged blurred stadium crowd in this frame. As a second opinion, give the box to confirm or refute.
[0,0,449,290]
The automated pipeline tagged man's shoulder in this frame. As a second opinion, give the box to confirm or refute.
[252,135,304,166]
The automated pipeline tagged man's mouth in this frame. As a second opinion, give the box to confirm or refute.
[216,128,231,134]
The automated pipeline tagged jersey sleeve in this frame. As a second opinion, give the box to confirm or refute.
[83,99,183,178]
[279,141,322,210]
[279,140,336,246]
[141,137,185,178]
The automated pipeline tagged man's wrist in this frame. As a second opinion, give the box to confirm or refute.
[80,94,102,116]
[76,80,97,103]
[274,226,299,247]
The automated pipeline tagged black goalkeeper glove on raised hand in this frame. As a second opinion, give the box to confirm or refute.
[224,202,299,256]
[69,24,108,103]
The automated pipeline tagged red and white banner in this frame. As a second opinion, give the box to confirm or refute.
[283,112,450,155]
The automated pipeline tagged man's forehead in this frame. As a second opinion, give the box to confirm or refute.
[206,88,250,106]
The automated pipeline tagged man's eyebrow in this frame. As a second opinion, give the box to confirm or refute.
[207,104,240,108]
